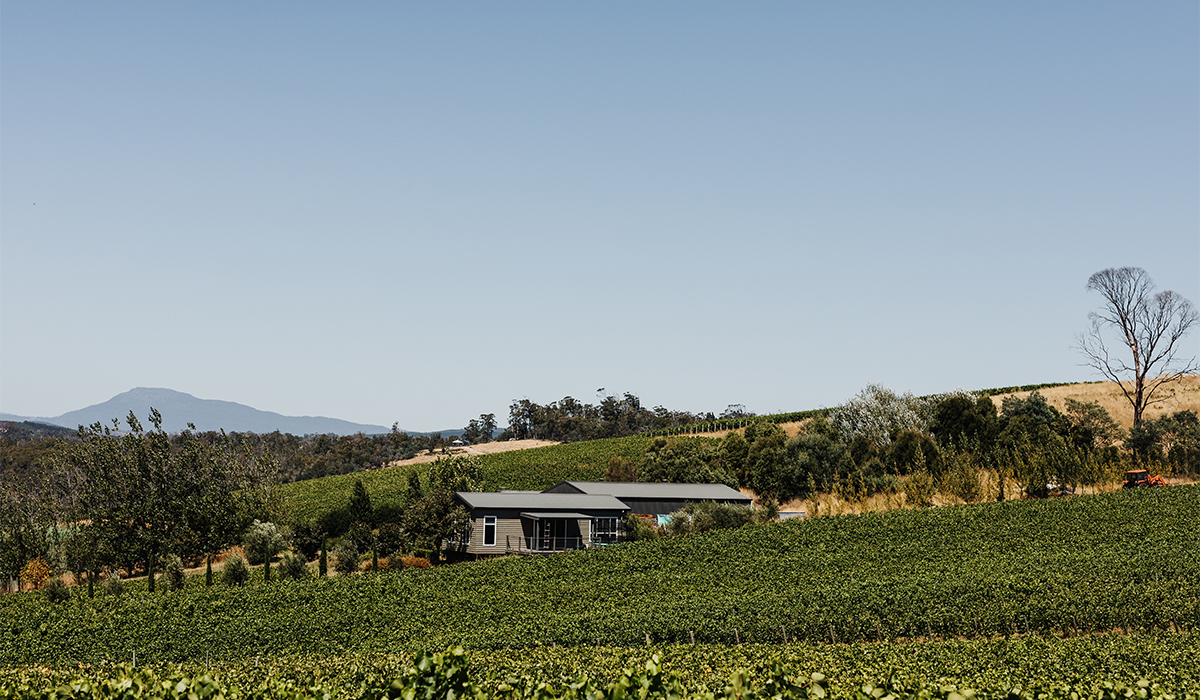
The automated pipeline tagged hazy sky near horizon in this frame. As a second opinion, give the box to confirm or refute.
[2,2,1197,431]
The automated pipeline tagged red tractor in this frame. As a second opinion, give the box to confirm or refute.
[1122,469,1168,489]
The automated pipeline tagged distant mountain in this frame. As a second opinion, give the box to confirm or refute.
[0,388,394,436]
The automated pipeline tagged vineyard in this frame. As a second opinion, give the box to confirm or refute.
[281,437,658,524]
[3,635,1198,698]
[5,486,1197,668]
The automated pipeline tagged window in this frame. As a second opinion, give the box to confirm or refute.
[483,516,496,546]
[593,517,618,544]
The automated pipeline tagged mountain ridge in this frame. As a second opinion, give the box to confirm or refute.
[0,388,399,436]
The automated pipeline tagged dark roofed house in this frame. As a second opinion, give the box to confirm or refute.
[452,481,754,557]
[453,491,629,556]
[543,481,752,517]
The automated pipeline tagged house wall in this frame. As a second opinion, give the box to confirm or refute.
[458,509,621,555]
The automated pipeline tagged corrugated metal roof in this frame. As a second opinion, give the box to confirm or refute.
[551,481,753,502]
[456,491,629,511]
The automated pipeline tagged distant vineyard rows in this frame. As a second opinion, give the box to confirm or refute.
[4,488,1196,667]
[281,437,657,524]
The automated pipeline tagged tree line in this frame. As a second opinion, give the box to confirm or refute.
[504,392,752,442]
[607,384,1199,507]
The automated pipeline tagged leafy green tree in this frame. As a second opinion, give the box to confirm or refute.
[604,455,637,482]
[0,483,59,593]
[376,522,408,559]
[717,431,749,479]
[664,501,755,536]
[777,421,854,500]
[52,411,274,591]
[242,520,285,566]
[462,414,498,445]
[221,552,250,587]
[162,554,186,591]
[887,430,942,479]
[1063,398,1122,450]
[279,550,309,580]
[1126,410,1200,476]
[741,422,788,497]
[333,538,360,575]
[401,456,477,558]
[348,478,374,525]
[930,395,998,449]
[639,438,735,487]
[831,384,936,448]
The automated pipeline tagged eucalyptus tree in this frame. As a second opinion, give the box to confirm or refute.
[1078,266,1198,424]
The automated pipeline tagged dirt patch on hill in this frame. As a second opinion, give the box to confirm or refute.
[385,439,561,468]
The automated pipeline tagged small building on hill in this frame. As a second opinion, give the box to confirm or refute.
[451,481,754,557]
[453,491,629,556]
[543,481,752,516]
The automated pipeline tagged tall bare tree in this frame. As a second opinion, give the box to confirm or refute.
[1077,267,1198,424]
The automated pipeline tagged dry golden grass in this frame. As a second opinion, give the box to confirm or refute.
[384,438,561,468]
[772,469,1193,518]
[987,374,1200,430]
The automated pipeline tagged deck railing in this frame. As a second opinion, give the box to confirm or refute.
[502,536,622,552]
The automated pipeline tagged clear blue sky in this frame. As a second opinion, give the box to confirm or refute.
[2,2,1197,431]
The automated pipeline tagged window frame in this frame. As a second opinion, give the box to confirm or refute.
[592,516,618,544]
[483,515,497,547]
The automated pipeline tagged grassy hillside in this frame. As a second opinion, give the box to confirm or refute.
[986,375,1200,431]
[282,435,656,524]
[5,486,1196,666]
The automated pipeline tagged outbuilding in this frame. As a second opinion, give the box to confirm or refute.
[542,480,752,516]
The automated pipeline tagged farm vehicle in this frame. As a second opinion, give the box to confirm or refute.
[1122,469,1168,489]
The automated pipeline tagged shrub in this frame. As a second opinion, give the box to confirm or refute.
[346,521,375,552]
[333,539,360,576]
[41,577,70,603]
[163,554,187,591]
[19,558,53,590]
[103,569,124,597]
[376,522,408,559]
[942,446,983,503]
[399,556,430,569]
[290,520,323,560]
[243,520,285,565]
[905,470,936,509]
[623,514,660,542]
[221,552,250,587]
[279,551,309,580]
[664,501,754,536]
